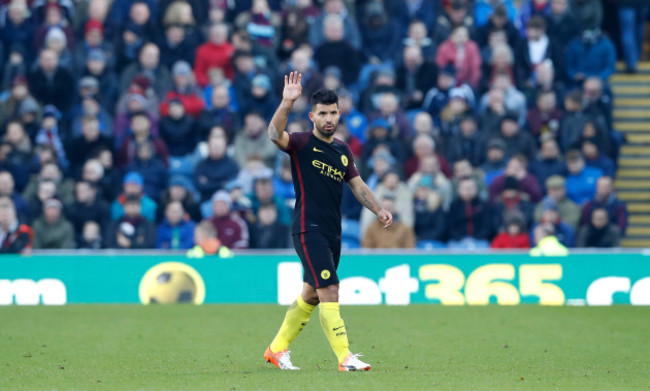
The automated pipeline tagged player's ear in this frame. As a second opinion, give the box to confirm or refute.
[308,110,314,122]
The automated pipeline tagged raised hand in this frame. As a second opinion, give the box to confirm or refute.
[283,71,303,103]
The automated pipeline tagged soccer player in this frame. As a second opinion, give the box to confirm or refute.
[264,72,393,371]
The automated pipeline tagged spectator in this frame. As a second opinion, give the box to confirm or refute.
[106,194,157,249]
[495,113,537,161]
[249,175,291,225]
[565,149,602,205]
[114,21,145,73]
[0,196,33,253]
[526,90,563,140]
[447,177,493,248]
[480,87,507,135]
[198,86,238,141]
[77,221,102,249]
[435,26,482,89]
[581,139,614,177]
[413,184,447,243]
[489,155,542,202]
[369,92,413,141]
[491,211,531,249]
[33,3,75,52]
[309,0,361,50]
[433,0,477,46]
[479,41,515,95]
[534,175,580,230]
[119,43,172,97]
[94,149,122,202]
[187,220,234,258]
[403,19,436,61]
[32,198,74,249]
[476,4,519,49]
[159,99,198,158]
[565,29,616,86]
[207,190,249,249]
[546,0,581,51]
[359,2,401,64]
[159,60,205,117]
[67,116,114,171]
[194,135,239,202]
[452,158,489,201]
[117,111,168,168]
[393,0,437,35]
[580,176,627,235]
[528,138,567,193]
[531,197,575,247]
[481,73,527,126]
[362,195,415,249]
[445,115,484,167]
[618,1,649,73]
[73,19,114,74]
[474,0,517,28]
[125,141,168,201]
[439,87,474,139]
[277,6,310,60]
[26,179,56,222]
[157,21,197,69]
[407,154,453,211]
[361,170,413,238]
[396,46,438,110]
[28,49,75,114]
[23,163,75,206]
[250,202,290,249]
[358,68,401,114]
[113,76,159,144]
[481,138,507,185]
[110,171,157,222]
[239,74,278,121]
[64,180,110,243]
[491,176,535,230]
[0,2,34,62]
[156,200,195,249]
[34,105,68,169]
[156,175,201,223]
[0,77,34,129]
[514,15,563,91]
[577,207,620,248]
[314,14,361,86]
[233,112,277,168]
[529,222,568,256]
[422,64,457,119]
[0,171,27,220]
[582,77,613,129]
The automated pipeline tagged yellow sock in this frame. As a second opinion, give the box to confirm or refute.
[269,295,315,352]
[319,302,350,364]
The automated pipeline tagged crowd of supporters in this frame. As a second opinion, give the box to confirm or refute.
[0,0,641,253]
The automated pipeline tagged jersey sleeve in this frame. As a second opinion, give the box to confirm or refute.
[283,132,309,154]
[344,147,360,182]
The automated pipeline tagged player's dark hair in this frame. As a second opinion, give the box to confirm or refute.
[311,89,338,108]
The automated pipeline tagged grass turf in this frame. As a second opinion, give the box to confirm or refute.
[0,305,648,391]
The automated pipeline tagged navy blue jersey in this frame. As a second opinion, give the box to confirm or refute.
[283,131,359,236]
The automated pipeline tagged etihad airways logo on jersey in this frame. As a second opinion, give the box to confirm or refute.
[312,160,344,182]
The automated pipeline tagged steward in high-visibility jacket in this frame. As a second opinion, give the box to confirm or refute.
[529,223,569,257]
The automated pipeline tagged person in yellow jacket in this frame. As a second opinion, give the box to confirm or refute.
[530,223,569,256]
[187,221,234,258]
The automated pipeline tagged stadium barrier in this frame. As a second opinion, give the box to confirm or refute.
[0,251,649,306]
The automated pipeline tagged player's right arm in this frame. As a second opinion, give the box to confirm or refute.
[268,71,303,150]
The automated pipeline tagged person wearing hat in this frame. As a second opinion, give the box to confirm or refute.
[194,23,234,87]
[358,1,401,65]
[565,28,616,87]
[32,197,75,249]
[110,171,158,222]
[534,175,580,230]
[422,62,457,117]
[205,190,249,249]
[117,110,168,168]
[530,196,575,248]
[33,2,75,52]
[529,222,569,256]
[34,105,69,169]
[159,60,205,117]
[119,43,172,97]
[155,175,201,222]
[28,48,75,113]
[239,73,278,122]
[106,193,157,249]
[73,19,114,74]
[82,48,119,113]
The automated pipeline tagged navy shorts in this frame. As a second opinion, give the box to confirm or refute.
[292,232,341,289]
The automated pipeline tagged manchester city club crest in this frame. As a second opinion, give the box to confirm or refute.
[341,155,348,167]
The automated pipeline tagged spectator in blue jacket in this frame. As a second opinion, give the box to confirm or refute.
[565,29,616,87]
[565,149,602,205]
[474,0,516,27]
[110,171,158,221]
[156,200,195,249]
[530,197,575,247]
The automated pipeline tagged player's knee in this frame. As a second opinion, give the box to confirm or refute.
[302,291,320,306]
[317,284,339,302]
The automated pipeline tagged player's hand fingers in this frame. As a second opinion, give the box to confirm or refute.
[297,73,302,85]
[284,74,288,86]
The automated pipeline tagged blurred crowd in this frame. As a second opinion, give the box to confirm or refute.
[0,0,642,253]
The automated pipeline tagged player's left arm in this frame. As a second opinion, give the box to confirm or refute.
[347,176,393,229]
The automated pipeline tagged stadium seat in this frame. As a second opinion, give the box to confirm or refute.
[200,200,213,219]
[341,219,361,241]
[416,240,447,250]
[341,237,361,250]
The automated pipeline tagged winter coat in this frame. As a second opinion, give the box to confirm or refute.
[159,115,199,157]
[110,194,158,222]
[534,198,582,230]
[156,218,196,249]
[447,197,493,241]
[194,41,235,86]
[251,221,290,249]
[528,158,568,193]
[491,233,530,249]
[489,173,542,203]
[193,156,239,202]
[32,216,75,249]
[566,166,602,205]
[105,217,157,249]
[577,224,620,248]
[314,41,361,86]
[27,67,75,113]
[209,214,249,249]
[580,196,627,234]
[362,219,415,249]
[435,39,482,89]
[565,36,616,81]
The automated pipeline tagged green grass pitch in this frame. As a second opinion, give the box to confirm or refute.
[1,305,649,390]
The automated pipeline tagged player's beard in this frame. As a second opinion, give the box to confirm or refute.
[315,120,338,138]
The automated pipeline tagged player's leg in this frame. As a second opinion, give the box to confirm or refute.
[317,235,370,371]
[264,235,321,370]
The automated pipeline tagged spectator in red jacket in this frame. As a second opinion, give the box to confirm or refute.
[194,23,235,86]
[0,196,33,254]
[435,25,482,89]
[159,60,205,117]
[491,211,531,249]
[207,190,249,249]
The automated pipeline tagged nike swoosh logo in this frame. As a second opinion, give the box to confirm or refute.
[313,147,324,153]
[333,326,344,331]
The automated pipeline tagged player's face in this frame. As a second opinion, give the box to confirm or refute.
[309,103,340,138]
